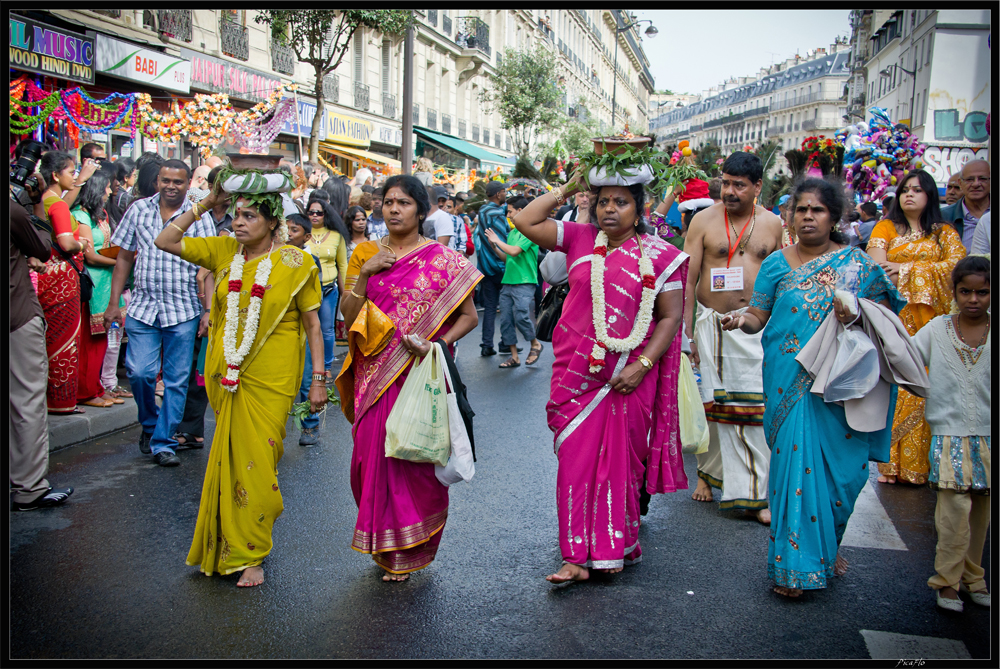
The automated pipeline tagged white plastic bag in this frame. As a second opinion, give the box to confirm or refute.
[824,324,880,402]
[834,261,861,318]
[384,344,451,466]
[434,343,476,486]
[678,353,710,455]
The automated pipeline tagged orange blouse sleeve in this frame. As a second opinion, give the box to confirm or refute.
[866,219,895,250]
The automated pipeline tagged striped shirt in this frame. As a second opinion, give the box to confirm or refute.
[110,193,215,327]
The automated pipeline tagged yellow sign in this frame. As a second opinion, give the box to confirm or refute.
[326,111,373,148]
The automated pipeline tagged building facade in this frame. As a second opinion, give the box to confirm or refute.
[29,9,653,175]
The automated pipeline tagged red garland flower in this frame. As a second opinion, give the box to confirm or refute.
[219,377,240,387]
[641,275,656,289]
[229,279,242,292]
[227,363,240,370]
[250,284,266,298]
[593,246,608,258]
[596,341,608,350]
[587,355,606,368]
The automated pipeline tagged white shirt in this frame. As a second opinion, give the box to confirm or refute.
[423,209,454,242]
[970,211,990,255]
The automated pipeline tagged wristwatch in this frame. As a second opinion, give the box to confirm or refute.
[637,354,653,370]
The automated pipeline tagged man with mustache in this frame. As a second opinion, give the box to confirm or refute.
[682,152,783,523]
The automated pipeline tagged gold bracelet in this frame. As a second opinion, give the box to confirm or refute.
[637,354,653,370]
[349,289,365,300]
[551,187,565,206]
[168,222,186,234]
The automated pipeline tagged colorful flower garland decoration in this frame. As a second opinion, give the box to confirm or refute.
[801,135,838,170]
[221,243,274,391]
[588,231,656,373]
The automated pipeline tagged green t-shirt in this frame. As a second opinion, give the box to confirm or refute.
[501,229,539,285]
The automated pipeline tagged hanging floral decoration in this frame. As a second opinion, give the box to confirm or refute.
[801,135,838,170]
[230,84,299,154]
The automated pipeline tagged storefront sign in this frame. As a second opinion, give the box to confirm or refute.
[327,110,373,148]
[179,47,282,103]
[922,145,989,186]
[281,99,327,139]
[96,35,190,94]
[376,124,403,147]
[9,15,95,84]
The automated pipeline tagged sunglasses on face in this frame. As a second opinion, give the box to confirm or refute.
[308,210,323,216]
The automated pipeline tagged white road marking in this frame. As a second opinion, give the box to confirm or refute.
[861,630,972,660]
[841,481,907,550]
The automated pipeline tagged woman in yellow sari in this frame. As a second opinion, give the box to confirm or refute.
[868,169,966,484]
[155,186,326,587]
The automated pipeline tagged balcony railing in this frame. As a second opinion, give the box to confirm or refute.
[381,92,396,119]
[458,119,467,138]
[743,105,769,119]
[220,17,249,61]
[456,17,490,58]
[427,10,437,27]
[442,15,452,36]
[427,108,437,130]
[354,82,370,112]
[802,119,817,131]
[271,40,295,75]
[771,91,845,112]
[323,74,339,104]
[472,124,480,143]
[537,20,555,41]
[158,10,192,42]
[442,114,452,135]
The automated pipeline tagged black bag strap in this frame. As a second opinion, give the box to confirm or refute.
[434,339,476,460]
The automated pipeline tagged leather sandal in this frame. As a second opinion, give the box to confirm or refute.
[81,397,114,408]
[499,358,520,368]
[526,343,544,366]
[111,385,133,398]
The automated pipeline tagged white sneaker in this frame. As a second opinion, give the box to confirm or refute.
[936,591,964,613]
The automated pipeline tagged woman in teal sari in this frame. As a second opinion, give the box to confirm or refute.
[723,179,904,597]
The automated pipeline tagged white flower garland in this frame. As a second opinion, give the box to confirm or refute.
[588,231,657,374]
[220,243,274,391]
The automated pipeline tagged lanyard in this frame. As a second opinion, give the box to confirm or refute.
[725,208,753,268]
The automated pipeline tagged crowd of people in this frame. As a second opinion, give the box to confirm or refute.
[9,142,990,610]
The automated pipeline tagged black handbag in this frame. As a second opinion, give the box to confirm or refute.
[56,242,94,304]
[535,283,570,343]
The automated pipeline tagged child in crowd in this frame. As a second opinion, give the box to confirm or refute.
[911,256,991,613]
[286,213,325,447]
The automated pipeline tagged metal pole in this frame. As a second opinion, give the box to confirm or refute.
[402,19,415,175]
[611,30,619,129]
[292,85,305,163]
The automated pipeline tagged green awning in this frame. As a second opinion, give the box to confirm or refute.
[414,126,515,167]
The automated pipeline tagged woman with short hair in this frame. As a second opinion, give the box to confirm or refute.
[338,174,481,582]
[867,169,967,485]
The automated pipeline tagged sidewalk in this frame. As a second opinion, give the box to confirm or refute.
[46,379,141,452]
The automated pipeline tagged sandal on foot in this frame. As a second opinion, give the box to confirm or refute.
[525,344,544,366]
[111,386,133,398]
[499,358,521,369]
[81,397,114,408]
[174,432,205,449]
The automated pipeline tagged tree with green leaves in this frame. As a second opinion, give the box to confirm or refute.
[255,10,412,161]
[479,45,563,160]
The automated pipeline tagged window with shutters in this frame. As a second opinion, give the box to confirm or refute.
[381,40,391,92]
[354,32,364,85]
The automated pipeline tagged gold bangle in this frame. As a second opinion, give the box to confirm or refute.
[637,354,653,370]
[168,222,186,234]
[349,289,365,300]
[551,187,565,206]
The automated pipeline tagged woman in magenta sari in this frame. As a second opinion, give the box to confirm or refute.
[513,168,689,583]
[337,175,482,582]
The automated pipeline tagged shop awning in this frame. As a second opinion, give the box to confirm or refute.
[414,126,515,167]
[318,141,401,169]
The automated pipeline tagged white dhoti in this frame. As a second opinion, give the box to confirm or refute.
[694,304,769,510]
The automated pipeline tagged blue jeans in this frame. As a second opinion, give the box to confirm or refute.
[318,286,339,370]
[479,273,504,349]
[124,314,199,455]
[296,340,320,430]
[499,283,537,348]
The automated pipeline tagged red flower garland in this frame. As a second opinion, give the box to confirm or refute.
[641,274,656,289]
[250,284,266,299]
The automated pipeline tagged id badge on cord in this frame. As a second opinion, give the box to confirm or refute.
[710,266,744,292]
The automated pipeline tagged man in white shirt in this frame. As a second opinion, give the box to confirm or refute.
[423,185,455,247]
[560,191,590,222]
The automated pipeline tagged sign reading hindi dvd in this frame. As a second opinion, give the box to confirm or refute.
[9,15,95,84]
[95,35,190,94]
[327,111,373,148]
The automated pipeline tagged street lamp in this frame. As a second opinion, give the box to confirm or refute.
[611,17,657,130]
[879,63,916,129]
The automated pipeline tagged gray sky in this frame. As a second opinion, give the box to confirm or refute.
[633,10,852,96]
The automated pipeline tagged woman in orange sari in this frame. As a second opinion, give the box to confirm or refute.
[338,175,481,582]
[868,169,966,484]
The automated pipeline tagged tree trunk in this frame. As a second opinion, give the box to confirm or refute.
[310,67,325,162]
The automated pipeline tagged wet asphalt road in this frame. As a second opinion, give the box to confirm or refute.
[9,321,992,660]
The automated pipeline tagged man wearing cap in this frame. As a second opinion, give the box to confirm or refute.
[473,181,509,355]
[939,159,991,253]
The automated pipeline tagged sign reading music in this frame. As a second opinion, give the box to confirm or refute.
[9,14,95,85]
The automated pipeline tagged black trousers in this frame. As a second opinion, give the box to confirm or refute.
[175,336,209,438]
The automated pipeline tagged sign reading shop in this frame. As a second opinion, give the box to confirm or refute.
[9,15,95,85]
[179,47,282,103]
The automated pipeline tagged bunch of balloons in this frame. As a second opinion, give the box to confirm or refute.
[836,107,926,202]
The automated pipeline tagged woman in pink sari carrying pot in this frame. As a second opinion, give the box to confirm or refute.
[513,166,690,583]
[337,175,482,582]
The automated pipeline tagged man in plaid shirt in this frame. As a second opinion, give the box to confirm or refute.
[106,160,215,467]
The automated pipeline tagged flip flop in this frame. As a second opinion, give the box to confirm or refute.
[525,344,544,366]
[499,358,521,368]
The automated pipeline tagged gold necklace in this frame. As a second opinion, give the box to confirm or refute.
[380,235,425,254]
[953,314,990,349]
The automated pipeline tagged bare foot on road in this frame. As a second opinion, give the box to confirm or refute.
[746,508,771,525]
[834,553,849,576]
[774,586,803,598]
[382,571,410,582]
[595,565,624,575]
[237,566,264,587]
[547,563,589,583]
[691,478,714,502]
[877,475,897,484]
